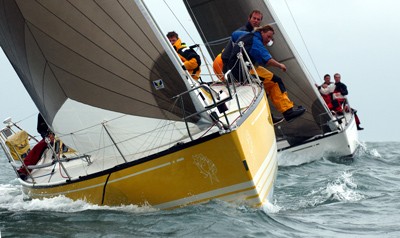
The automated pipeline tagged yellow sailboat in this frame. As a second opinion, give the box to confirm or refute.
[0,0,277,209]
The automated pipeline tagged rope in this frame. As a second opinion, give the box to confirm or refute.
[162,0,196,44]
[13,112,37,125]
[182,0,216,59]
[204,36,230,47]
[283,0,321,81]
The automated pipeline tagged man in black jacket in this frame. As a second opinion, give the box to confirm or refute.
[332,73,364,130]
[236,10,263,32]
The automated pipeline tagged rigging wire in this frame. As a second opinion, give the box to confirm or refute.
[160,0,218,81]
[182,0,217,59]
[283,0,321,82]
[14,112,38,124]
[162,0,216,59]
[162,0,196,44]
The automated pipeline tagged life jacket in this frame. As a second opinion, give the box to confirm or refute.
[221,30,248,73]
[236,22,254,32]
[173,38,201,80]
[226,32,255,82]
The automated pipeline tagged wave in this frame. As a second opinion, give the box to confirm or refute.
[0,183,157,213]
[274,169,365,213]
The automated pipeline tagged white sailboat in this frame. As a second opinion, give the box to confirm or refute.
[184,0,359,163]
[0,0,277,209]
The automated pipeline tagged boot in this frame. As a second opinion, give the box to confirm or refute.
[17,170,27,181]
[283,106,306,122]
[272,115,284,125]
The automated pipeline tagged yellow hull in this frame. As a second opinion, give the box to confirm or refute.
[22,95,277,209]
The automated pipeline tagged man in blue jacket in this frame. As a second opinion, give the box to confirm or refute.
[226,25,305,122]
[213,10,263,80]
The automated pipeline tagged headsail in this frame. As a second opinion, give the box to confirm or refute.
[0,0,211,158]
[185,0,333,143]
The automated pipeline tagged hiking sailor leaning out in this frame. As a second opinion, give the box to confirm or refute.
[225,24,306,122]
[213,9,263,81]
[167,31,201,81]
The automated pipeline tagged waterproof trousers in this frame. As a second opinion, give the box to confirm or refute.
[251,66,294,113]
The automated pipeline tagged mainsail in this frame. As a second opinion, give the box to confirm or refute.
[0,0,211,159]
[185,0,333,144]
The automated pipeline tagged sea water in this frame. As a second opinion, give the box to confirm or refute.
[0,142,399,237]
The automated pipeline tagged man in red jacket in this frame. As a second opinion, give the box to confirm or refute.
[17,114,54,180]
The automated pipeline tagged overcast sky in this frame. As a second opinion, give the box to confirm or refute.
[268,0,400,142]
[1,0,399,142]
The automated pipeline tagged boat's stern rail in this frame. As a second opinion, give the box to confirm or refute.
[316,97,356,134]
[0,123,37,181]
[316,110,344,133]
[330,99,355,130]
[0,134,22,177]
[0,121,92,183]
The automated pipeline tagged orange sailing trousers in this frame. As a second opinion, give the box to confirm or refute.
[251,66,293,113]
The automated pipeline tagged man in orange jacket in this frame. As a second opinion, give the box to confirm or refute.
[167,31,201,81]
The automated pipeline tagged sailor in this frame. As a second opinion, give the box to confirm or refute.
[17,114,54,180]
[333,73,364,130]
[226,25,306,122]
[166,31,201,81]
[213,10,263,81]
[236,10,263,32]
[319,73,363,130]
[316,74,334,110]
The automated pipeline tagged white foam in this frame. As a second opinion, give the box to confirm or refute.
[0,183,157,213]
[261,199,282,214]
[325,171,364,202]
[278,151,320,166]
[356,141,381,158]
[369,149,382,158]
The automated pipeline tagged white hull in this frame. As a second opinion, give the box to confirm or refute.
[277,116,359,166]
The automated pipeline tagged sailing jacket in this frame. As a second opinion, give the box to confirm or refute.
[172,38,201,80]
[226,31,272,81]
[236,21,254,32]
[217,23,253,74]
[318,83,334,110]
[221,30,247,72]
[333,81,348,99]
[332,81,348,111]
[320,81,348,111]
